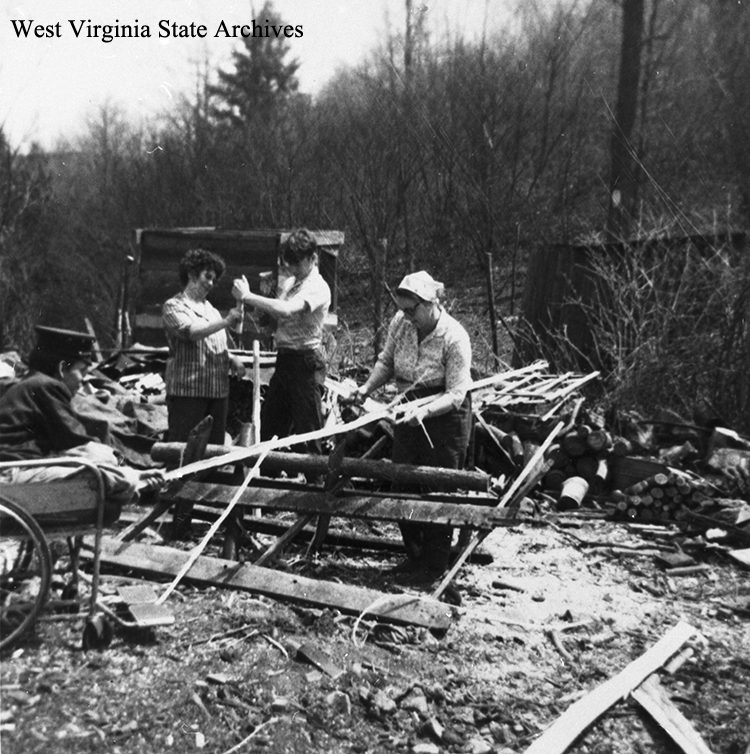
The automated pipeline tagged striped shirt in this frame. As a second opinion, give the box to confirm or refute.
[274,267,331,351]
[163,292,230,398]
[377,309,472,410]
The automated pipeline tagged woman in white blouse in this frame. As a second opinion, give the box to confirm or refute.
[350,271,472,582]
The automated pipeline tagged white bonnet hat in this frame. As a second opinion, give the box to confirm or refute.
[396,271,444,302]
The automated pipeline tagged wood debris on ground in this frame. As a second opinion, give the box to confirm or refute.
[524,621,707,754]
[8,344,750,640]
[41,349,748,628]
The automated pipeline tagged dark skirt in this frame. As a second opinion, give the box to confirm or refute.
[391,390,472,474]
[391,389,472,571]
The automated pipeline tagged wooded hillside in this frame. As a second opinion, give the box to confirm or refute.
[2,0,750,423]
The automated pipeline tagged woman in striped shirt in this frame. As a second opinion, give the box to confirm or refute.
[163,249,245,446]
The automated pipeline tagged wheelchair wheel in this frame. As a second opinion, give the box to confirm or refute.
[0,496,53,651]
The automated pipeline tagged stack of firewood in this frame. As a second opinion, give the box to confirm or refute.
[610,472,712,522]
[543,424,612,496]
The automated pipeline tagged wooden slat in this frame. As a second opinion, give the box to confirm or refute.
[162,483,519,530]
[120,505,501,558]
[90,537,451,631]
[157,445,272,603]
[254,515,315,566]
[430,421,561,600]
[631,675,714,754]
[0,479,99,518]
[682,511,750,546]
[523,621,699,754]
[236,514,402,552]
[117,498,172,542]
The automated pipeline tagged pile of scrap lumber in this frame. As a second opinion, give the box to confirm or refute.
[53,340,750,539]
[112,350,749,537]
[84,352,750,636]
[472,369,595,479]
[95,361,593,629]
[433,363,750,561]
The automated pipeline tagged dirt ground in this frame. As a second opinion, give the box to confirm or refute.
[1,511,749,754]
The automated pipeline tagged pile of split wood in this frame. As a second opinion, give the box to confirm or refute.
[610,472,712,523]
[455,363,750,539]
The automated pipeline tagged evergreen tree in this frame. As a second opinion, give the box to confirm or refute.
[209,1,300,125]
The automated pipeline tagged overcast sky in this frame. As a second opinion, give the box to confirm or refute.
[1,0,511,150]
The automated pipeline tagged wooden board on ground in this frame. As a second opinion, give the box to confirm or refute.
[89,536,452,631]
[254,514,314,566]
[523,621,699,754]
[293,641,345,680]
[161,482,521,529]
[631,675,714,754]
[683,511,750,546]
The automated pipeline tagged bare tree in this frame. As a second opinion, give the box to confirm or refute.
[0,131,50,349]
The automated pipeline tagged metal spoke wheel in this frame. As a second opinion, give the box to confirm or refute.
[0,496,53,651]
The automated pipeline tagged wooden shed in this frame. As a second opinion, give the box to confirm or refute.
[126,227,344,348]
[517,232,748,371]
[516,241,602,370]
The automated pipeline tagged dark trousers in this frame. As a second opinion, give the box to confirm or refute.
[167,395,228,446]
[392,393,472,572]
[261,350,326,454]
[167,395,229,535]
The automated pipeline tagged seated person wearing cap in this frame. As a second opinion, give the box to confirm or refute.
[0,326,164,512]
[347,271,473,582]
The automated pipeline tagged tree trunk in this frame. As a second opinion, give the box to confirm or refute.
[373,237,389,356]
[710,0,750,226]
[485,251,500,367]
[606,0,645,240]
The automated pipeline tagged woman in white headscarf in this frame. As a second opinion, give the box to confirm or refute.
[349,271,472,582]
